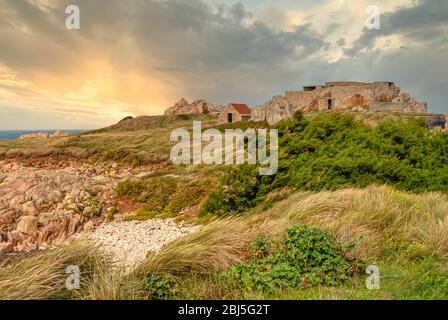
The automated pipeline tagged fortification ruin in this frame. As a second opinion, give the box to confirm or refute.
[252,81,429,125]
[285,81,427,113]
[163,82,441,128]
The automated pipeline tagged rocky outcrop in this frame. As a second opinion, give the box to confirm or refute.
[51,130,69,138]
[16,216,38,236]
[19,132,50,139]
[118,116,134,124]
[164,98,223,116]
[252,95,294,125]
[392,93,428,113]
[368,93,428,113]
[19,130,68,140]
[0,160,150,254]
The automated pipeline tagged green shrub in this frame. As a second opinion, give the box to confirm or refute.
[140,275,173,300]
[117,176,178,220]
[203,112,448,215]
[411,258,448,299]
[222,225,357,294]
[162,180,209,217]
[200,165,268,216]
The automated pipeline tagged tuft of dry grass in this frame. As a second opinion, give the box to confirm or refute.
[76,268,143,300]
[259,185,448,262]
[0,242,108,300]
[134,217,256,278]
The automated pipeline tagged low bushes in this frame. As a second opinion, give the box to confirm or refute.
[221,225,358,294]
[203,112,448,215]
[116,176,210,220]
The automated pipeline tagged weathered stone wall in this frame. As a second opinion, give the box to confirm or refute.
[252,81,429,125]
[252,96,293,125]
[286,82,402,112]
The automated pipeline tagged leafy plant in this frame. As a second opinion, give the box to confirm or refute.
[222,225,358,294]
[140,275,173,300]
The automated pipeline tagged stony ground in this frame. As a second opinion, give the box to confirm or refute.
[0,159,153,254]
[76,219,200,270]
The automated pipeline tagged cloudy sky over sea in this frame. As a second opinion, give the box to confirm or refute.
[0,0,447,129]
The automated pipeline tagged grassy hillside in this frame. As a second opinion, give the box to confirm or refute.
[0,114,218,164]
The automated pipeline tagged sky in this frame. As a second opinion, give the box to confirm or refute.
[0,0,447,130]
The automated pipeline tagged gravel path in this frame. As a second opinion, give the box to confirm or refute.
[77,218,200,270]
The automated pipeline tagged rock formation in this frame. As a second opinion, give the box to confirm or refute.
[51,130,69,138]
[0,160,150,254]
[19,130,68,140]
[252,96,294,125]
[164,98,223,116]
[118,116,134,124]
[18,132,50,139]
[392,93,428,113]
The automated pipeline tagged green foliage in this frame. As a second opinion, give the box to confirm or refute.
[117,177,178,220]
[203,112,448,215]
[108,206,119,215]
[117,176,210,220]
[200,165,268,216]
[174,114,193,121]
[222,225,357,294]
[402,257,448,299]
[140,275,173,300]
[214,120,270,132]
[106,206,119,221]
[162,180,209,217]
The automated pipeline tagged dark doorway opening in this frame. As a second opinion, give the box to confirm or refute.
[227,113,233,123]
[327,99,333,110]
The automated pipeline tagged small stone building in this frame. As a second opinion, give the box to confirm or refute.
[219,103,252,124]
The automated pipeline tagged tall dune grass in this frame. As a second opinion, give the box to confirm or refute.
[2,185,447,300]
[0,242,108,300]
[134,217,255,278]
[137,185,448,284]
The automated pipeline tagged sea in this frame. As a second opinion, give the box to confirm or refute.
[0,130,86,140]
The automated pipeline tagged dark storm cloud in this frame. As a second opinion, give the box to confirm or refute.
[0,0,447,114]
[347,0,448,55]
[0,0,326,75]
